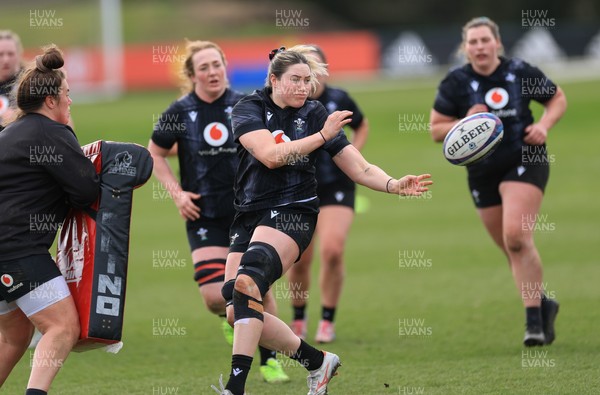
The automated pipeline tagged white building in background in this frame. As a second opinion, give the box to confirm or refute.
[382,31,437,76]
[511,29,567,64]
[585,30,600,58]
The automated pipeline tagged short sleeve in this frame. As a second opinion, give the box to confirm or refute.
[339,93,364,129]
[150,102,181,149]
[232,95,267,141]
[520,63,557,104]
[323,130,351,157]
[433,74,459,117]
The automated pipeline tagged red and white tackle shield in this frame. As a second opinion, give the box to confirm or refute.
[57,141,153,351]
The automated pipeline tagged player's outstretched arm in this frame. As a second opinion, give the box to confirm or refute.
[332,144,432,196]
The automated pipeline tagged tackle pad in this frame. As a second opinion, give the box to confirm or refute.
[56,141,153,351]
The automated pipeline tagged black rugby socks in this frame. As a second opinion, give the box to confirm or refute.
[526,306,543,329]
[226,354,253,395]
[322,306,336,322]
[293,304,307,320]
[291,339,324,371]
[259,345,277,365]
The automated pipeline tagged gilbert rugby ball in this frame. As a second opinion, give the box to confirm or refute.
[443,112,503,166]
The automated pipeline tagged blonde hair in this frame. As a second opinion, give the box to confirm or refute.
[306,44,327,64]
[266,45,328,93]
[180,40,228,93]
[0,30,24,75]
[459,17,504,58]
[0,30,23,54]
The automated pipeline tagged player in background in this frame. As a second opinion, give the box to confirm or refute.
[0,30,24,131]
[429,17,566,346]
[0,45,100,395]
[213,45,431,395]
[287,45,369,343]
[148,40,288,383]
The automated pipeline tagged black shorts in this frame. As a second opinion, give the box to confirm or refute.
[317,181,355,209]
[467,150,550,208]
[0,254,62,303]
[229,200,319,261]
[186,214,234,251]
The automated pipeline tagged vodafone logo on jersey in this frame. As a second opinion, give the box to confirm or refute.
[272,130,291,144]
[484,87,509,110]
[0,95,9,116]
[1,274,14,287]
[203,122,229,147]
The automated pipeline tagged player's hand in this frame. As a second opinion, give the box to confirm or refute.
[393,174,433,196]
[320,110,353,141]
[173,191,201,220]
[466,104,488,116]
[523,123,548,145]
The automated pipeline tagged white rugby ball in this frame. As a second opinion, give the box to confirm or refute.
[443,112,503,166]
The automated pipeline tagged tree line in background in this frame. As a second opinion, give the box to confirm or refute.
[311,0,598,28]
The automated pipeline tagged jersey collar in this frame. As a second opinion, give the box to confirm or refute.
[466,56,507,79]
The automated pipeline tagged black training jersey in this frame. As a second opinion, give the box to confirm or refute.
[0,75,16,97]
[0,113,99,261]
[314,86,364,187]
[151,89,246,218]
[0,74,17,100]
[231,87,351,212]
[433,57,557,174]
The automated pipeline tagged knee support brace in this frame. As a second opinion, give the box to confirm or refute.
[193,258,226,286]
[221,279,235,306]
[237,242,282,297]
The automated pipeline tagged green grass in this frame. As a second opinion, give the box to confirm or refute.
[0,2,306,48]
[2,78,599,394]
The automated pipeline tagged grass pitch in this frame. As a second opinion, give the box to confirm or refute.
[2,77,599,395]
